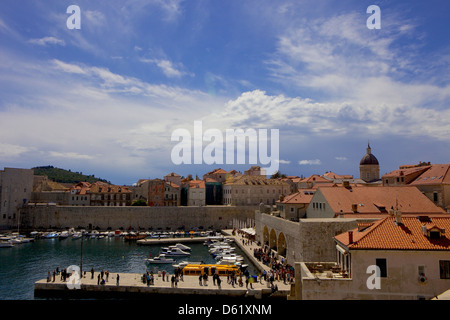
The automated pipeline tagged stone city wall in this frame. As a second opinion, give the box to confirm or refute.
[255,211,360,263]
[21,205,257,231]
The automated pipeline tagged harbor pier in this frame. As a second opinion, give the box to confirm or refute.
[34,230,291,300]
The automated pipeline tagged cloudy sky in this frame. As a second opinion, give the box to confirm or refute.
[1,0,449,185]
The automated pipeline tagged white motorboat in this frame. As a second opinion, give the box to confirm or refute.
[160,247,191,257]
[215,253,244,261]
[43,232,58,239]
[72,232,82,240]
[172,243,191,251]
[0,241,14,248]
[59,231,70,239]
[146,254,175,264]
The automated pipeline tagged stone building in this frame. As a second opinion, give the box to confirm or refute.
[359,143,380,182]
[187,180,205,206]
[382,162,450,212]
[306,186,445,219]
[89,182,132,206]
[275,189,315,221]
[147,179,165,206]
[0,168,34,229]
[164,172,181,186]
[223,174,290,206]
[290,214,450,300]
[68,182,91,206]
[164,181,180,206]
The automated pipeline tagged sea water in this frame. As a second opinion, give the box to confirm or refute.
[0,237,258,300]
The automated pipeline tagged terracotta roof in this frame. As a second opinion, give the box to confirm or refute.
[165,181,180,188]
[300,175,329,183]
[410,164,450,185]
[224,174,290,186]
[335,215,450,251]
[382,166,430,178]
[280,190,314,204]
[164,172,181,177]
[317,186,446,215]
[322,171,353,180]
[188,180,205,188]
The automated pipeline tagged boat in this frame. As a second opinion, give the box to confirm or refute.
[0,241,14,248]
[215,253,244,261]
[172,243,191,251]
[124,233,147,241]
[43,232,58,239]
[59,231,70,239]
[160,247,191,257]
[146,254,175,264]
[72,232,82,240]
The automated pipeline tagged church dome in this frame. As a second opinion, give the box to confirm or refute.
[360,143,379,165]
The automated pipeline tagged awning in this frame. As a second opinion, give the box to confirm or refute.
[241,228,256,236]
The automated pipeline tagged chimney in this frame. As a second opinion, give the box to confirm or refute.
[394,210,402,224]
[348,230,353,244]
[352,204,358,213]
[343,180,350,188]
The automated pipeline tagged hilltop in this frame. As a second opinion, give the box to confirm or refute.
[32,166,111,184]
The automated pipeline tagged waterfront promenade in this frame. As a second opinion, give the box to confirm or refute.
[34,230,291,299]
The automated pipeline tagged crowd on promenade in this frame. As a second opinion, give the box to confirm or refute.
[233,228,295,286]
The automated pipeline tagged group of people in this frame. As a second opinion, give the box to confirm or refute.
[253,247,294,285]
[89,267,119,285]
[47,267,69,282]
[47,266,120,286]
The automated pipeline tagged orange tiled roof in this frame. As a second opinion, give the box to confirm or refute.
[300,174,329,183]
[335,215,450,250]
[410,164,450,185]
[280,190,314,204]
[318,186,445,215]
[189,180,205,188]
[322,171,353,180]
[382,166,430,178]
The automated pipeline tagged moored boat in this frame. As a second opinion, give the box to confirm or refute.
[146,254,175,264]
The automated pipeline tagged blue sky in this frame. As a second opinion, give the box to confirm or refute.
[0,0,449,185]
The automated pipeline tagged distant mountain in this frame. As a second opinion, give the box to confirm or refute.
[32,166,111,184]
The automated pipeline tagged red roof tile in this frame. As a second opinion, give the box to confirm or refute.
[335,215,450,251]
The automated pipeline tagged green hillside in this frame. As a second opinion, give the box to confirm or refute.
[32,166,111,184]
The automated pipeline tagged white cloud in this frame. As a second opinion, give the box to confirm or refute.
[277,159,291,164]
[28,36,65,46]
[335,157,347,161]
[298,159,321,165]
[140,58,192,78]
[49,152,94,160]
[0,143,31,159]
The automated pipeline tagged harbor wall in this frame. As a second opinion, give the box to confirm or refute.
[20,205,256,231]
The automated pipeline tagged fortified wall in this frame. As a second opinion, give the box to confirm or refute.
[21,205,256,231]
[255,210,361,263]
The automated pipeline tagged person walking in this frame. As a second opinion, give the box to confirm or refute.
[91,267,94,279]
[217,276,221,290]
[116,274,120,286]
[97,274,101,285]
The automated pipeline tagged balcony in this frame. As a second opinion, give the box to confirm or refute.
[303,262,350,279]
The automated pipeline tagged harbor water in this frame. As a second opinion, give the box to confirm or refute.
[0,236,259,300]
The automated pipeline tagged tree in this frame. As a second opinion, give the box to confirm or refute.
[131,199,148,206]
[270,171,287,179]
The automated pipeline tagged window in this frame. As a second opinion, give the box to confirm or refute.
[376,258,387,278]
[439,261,450,279]
[433,192,438,202]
